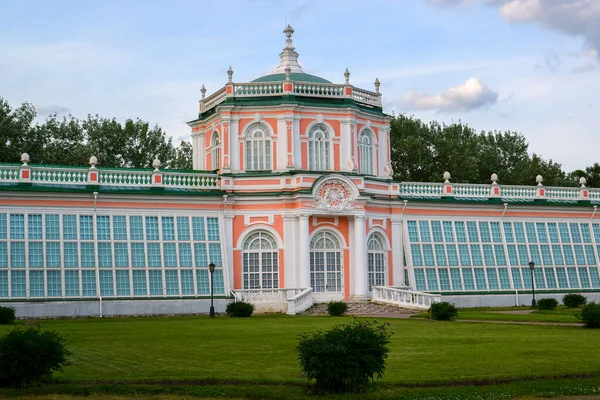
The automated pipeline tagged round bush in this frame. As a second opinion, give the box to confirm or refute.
[428,302,458,321]
[0,326,71,388]
[0,306,16,325]
[536,298,558,311]
[578,302,600,329]
[563,293,587,308]
[225,301,254,317]
[297,319,393,393]
[327,301,348,316]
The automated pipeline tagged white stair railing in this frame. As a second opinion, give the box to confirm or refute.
[287,287,314,315]
[372,286,441,310]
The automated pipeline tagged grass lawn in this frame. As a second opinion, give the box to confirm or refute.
[1,314,600,399]
[413,306,583,323]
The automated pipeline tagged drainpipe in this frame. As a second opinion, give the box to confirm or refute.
[93,192,103,318]
[501,203,508,219]
[591,205,598,221]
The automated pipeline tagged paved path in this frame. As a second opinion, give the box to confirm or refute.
[303,302,583,326]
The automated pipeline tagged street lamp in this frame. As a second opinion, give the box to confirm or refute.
[528,261,536,307]
[209,263,216,317]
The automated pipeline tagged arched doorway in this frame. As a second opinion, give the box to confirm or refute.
[242,231,279,289]
[310,231,343,293]
[367,232,388,290]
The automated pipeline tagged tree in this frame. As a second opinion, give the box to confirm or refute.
[34,114,89,166]
[429,121,479,183]
[171,141,193,170]
[0,98,38,163]
[389,114,434,182]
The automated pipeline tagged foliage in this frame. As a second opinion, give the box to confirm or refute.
[0,97,191,168]
[536,298,558,311]
[0,326,71,388]
[327,301,348,316]
[0,307,15,325]
[578,302,600,329]
[389,114,578,186]
[427,302,458,321]
[563,293,587,308]
[297,319,393,393]
[225,301,254,317]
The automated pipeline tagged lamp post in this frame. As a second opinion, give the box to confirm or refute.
[209,263,216,317]
[528,261,536,307]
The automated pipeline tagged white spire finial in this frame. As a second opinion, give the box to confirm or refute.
[374,78,380,93]
[344,68,350,84]
[200,85,206,100]
[227,66,233,83]
[275,25,303,74]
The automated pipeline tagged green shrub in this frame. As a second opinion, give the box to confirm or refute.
[297,319,393,393]
[578,302,600,329]
[0,306,15,324]
[536,298,558,310]
[327,301,348,316]
[0,326,71,388]
[225,301,254,317]
[428,302,458,321]
[563,293,587,308]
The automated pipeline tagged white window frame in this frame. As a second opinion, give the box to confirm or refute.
[307,123,331,171]
[210,131,220,170]
[358,129,374,175]
[244,123,271,171]
[242,230,279,289]
[309,230,343,293]
[367,232,387,290]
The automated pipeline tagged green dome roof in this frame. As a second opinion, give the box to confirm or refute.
[252,72,331,84]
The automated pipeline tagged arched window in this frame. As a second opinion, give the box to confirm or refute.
[367,233,387,290]
[245,123,271,171]
[211,131,220,170]
[310,231,342,292]
[308,124,330,171]
[358,129,374,175]
[242,231,279,289]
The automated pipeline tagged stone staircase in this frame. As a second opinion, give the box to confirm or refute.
[302,301,422,317]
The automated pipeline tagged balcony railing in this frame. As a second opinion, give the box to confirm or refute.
[399,178,596,203]
[200,80,382,113]
[372,286,441,310]
[0,158,219,190]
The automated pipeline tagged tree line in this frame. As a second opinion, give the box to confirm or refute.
[390,114,600,187]
[0,97,192,170]
[1,96,598,186]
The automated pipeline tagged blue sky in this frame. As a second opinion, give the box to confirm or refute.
[1,0,598,174]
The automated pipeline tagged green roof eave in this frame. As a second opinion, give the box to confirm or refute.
[395,196,596,207]
[0,183,223,196]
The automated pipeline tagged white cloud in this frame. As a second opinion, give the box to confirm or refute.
[401,77,499,112]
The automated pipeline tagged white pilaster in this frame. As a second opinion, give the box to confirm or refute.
[192,133,206,170]
[340,120,352,172]
[298,214,310,288]
[277,117,288,171]
[230,119,240,172]
[378,127,388,178]
[283,215,297,288]
[223,215,234,293]
[352,215,368,298]
[293,118,302,170]
[391,220,403,286]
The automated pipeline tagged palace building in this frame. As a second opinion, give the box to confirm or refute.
[1,26,600,317]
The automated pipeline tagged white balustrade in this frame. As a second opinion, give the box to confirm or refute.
[98,170,153,186]
[287,287,314,315]
[162,173,219,188]
[399,182,444,197]
[352,87,382,106]
[545,187,580,199]
[293,83,344,98]
[452,183,491,198]
[231,288,313,315]
[372,286,441,310]
[499,186,537,198]
[0,166,20,181]
[32,168,88,184]
[234,83,283,97]
[202,87,227,112]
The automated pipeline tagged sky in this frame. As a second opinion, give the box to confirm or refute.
[1,0,599,173]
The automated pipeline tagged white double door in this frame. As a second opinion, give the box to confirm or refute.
[309,231,343,294]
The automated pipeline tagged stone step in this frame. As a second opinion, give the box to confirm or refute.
[302,301,422,316]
